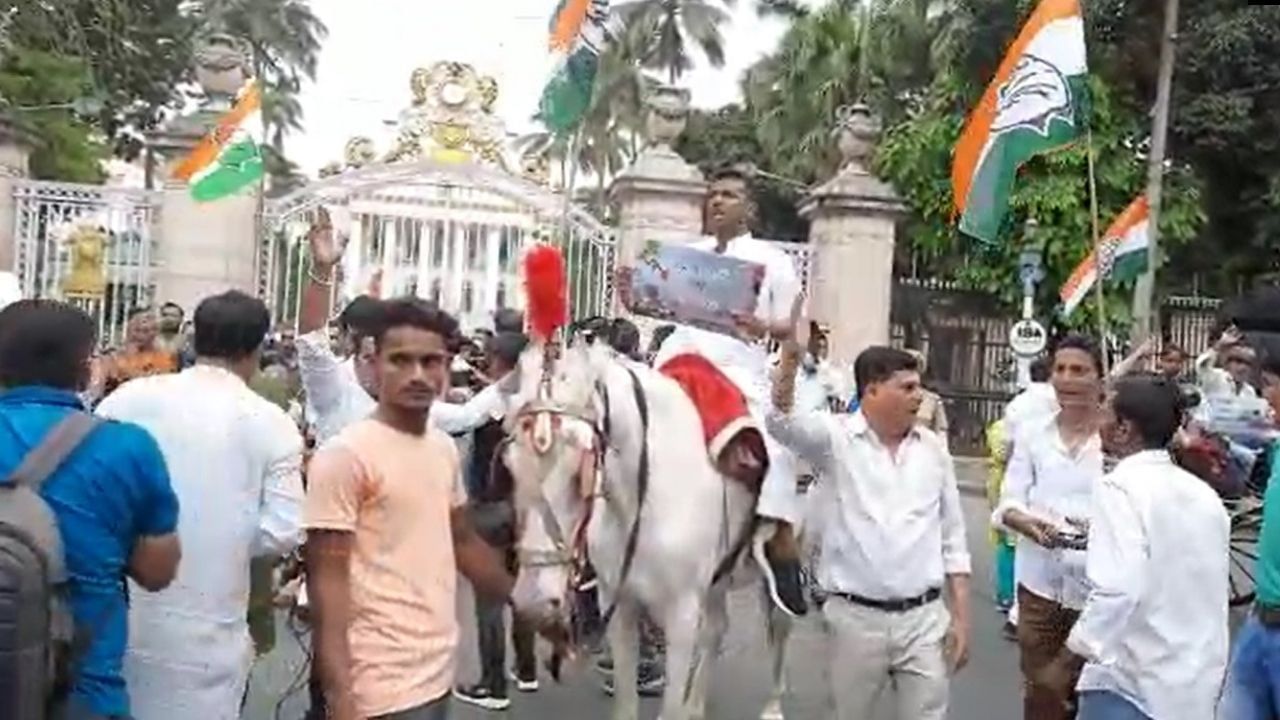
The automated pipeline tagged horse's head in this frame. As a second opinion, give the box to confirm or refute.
[501,337,610,632]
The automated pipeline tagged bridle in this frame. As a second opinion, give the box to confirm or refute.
[506,347,652,634]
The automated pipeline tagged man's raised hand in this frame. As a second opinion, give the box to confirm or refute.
[307,206,349,270]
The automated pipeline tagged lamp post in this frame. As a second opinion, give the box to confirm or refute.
[1012,218,1048,389]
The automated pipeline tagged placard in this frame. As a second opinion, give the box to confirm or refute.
[625,240,765,335]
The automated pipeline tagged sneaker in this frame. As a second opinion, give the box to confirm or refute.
[453,684,511,711]
[600,666,666,697]
[509,670,539,693]
[753,535,808,617]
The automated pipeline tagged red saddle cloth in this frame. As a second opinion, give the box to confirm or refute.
[657,353,761,460]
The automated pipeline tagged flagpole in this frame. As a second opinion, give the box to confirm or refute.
[1085,128,1110,375]
[1131,0,1180,342]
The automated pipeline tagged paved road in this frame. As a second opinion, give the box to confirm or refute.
[242,488,1023,720]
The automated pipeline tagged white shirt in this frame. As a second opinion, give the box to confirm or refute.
[765,409,971,600]
[993,413,1103,609]
[654,233,801,401]
[96,365,305,718]
[1002,382,1058,451]
[296,329,510,443]
[296,330,376,443]
[1067,451,1230,720]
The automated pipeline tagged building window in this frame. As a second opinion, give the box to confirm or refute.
[462,280,474,313]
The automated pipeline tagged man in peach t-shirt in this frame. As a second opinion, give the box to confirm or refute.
[305,298,517,720]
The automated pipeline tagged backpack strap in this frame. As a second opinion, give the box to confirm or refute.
[8,413,102,491]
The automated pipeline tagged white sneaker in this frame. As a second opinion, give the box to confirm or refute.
[760,698,785,720]
[509,670,539,692]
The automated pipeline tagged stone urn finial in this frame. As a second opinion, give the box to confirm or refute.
[194,32,251,110]
[834,103,881,173]
[644,84,691,149]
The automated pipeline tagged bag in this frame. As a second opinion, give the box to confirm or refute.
[0,412,102,720]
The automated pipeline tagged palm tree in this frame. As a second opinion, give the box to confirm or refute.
[744,0,871,182]
[744,0,956,181]
[616,0,734,83]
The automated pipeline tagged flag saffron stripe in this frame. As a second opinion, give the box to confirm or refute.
[550,0,592,51]
[952,0,1082,214]
[172,82,262,182]
[1102,194,1150,240]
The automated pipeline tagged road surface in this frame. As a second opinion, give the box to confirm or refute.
[242,488,1023,719]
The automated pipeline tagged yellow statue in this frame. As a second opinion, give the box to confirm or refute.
[62,225,107,298]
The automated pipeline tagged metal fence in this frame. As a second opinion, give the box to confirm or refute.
[11,180,159,346]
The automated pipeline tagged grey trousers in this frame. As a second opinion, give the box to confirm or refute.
[824,596,951,720]
[371,693,450,720]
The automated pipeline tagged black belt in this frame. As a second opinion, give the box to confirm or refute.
[1255,603,1280,628]
[833,587,942,613]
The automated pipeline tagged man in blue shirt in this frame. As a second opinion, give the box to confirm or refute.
[0,299,180,719]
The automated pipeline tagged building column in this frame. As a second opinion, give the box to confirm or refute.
[799,104,905,367]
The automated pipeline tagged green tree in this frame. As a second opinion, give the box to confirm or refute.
[616,0,733,83]
[0,47,106,182]
[7,0,195,159]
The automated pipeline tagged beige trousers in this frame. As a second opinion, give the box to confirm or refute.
[823,596,951,720]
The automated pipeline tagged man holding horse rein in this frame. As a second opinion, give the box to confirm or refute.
[627,166,810,618]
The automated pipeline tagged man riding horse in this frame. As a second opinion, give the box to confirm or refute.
[622,166,808,617]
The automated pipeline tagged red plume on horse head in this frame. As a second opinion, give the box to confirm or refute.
[522,243,568,343]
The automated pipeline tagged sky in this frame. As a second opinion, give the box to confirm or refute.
[293,0,802,176]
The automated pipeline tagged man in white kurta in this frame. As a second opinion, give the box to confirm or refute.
[97,291,307,720]
[647,167,808,616]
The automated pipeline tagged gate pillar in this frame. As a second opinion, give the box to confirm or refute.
[145,34,259,313]
[609,85,705,314]
[800,104,904,367]
[0,114,33,272]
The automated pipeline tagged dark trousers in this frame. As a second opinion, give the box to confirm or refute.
[1017,585,1082,720]
[476,588,537,691]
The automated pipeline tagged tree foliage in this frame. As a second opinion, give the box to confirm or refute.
[8,0,195,159]
[0,47,106,182]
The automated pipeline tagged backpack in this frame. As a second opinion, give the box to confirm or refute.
[0,412,102,719]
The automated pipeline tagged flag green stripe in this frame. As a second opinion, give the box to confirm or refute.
[190,137,263,202]
[538,48,599,135]
[1109,246,1148,283]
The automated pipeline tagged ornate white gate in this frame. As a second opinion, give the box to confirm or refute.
[11,180,159,344]
[260,160,615,331]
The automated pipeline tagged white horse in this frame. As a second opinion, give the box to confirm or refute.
[501,338,800,720]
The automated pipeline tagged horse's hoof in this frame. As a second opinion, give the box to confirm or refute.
[760,698,785,720]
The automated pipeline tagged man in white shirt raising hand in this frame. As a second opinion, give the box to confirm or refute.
[766,311,971,720]
[1041,374,1230,720]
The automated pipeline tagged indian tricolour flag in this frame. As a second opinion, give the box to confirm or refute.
[953,0,1089,243]
[1059,195,1151,317]
[537,0,614,135]
[172,80,265,203]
